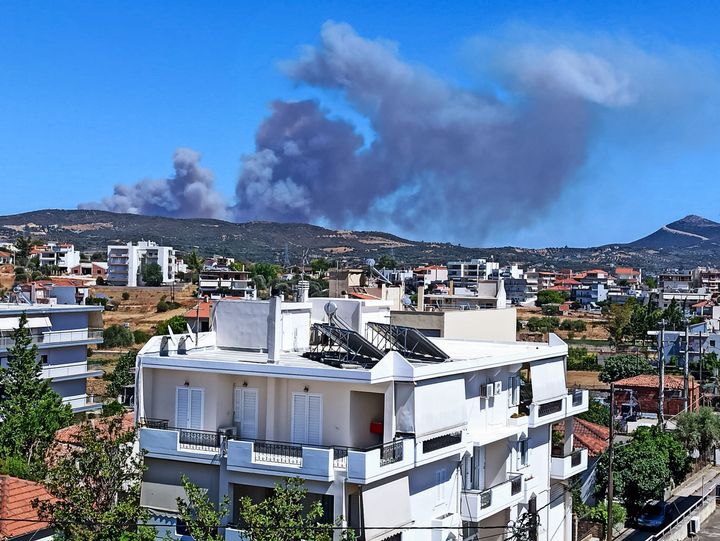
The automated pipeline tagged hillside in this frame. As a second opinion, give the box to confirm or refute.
[2,209,720,270]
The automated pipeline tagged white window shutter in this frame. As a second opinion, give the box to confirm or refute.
[234,388,243,429]
[176,387,189,428]
[241,389,258,439]
[292,394,307,443]
[189,388,203,430]
[307,395,322,445]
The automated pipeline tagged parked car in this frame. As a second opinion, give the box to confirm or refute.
[637,500,677,530]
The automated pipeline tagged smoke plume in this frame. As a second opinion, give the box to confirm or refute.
[80,148,228,220]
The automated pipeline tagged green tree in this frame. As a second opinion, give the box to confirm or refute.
[642,276,657,289]
[102,324,134,348]
[536,289,567,306]
[603,303,633,345]
[567,347,598,371]
[14,236,34,266]
[237,477,354,541]
[141,262,164,287]
[310,258,331,273]
[376,255,396,269]
[34,416,155,541]
[598,354,654,383]
[156,315,188,336]
[251,262,282,285]
[663,298,684,331]
[675,407,720,459]
[0,314,73,477]
[187,251,204,283]
[578,400,612,427]
[172,475,230,541]
[105,350,137,399]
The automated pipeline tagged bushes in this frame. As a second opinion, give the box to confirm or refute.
[102,324,134,348]
[526,316,560,332]
[560,319,587,332]
[156,300,169,313]
[121,292,130,301]
[567,347,599,370]
[598,354,654,383]
[133,330,151,344]
[156,316,188,336]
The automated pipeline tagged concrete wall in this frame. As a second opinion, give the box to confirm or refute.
[391,308,517,342]
[49,311,90,331]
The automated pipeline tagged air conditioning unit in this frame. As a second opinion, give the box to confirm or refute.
[480,383,495,399]
[218,425,237,438]
[688,516,700,536]
[494,381,502,395]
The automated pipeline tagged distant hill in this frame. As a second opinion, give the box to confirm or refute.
[1,209,720,271]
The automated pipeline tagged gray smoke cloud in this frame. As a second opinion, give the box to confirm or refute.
[232,21,632,236]
[79,148,228,220]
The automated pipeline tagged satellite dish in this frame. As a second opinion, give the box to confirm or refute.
[324,302,338,318]
[365,258,375,267]
[402,295,412,306]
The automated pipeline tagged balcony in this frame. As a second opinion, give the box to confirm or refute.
[528,397,566,427]
[566,389,589,416]
[139,421,222,464]
[226,438,334,481]
[550,448,588,480]
[346,438,416,484]
[42,361,103,381]
[415,431,467,466]
[0,329,104,350]
[460,474,524,522]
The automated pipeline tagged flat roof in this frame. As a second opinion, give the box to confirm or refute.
[0,303,103,314]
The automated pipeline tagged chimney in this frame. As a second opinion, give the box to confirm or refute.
[449,280,454,296]
[267,296,282,363]
[297,280,310,303]
[417,286,425,311]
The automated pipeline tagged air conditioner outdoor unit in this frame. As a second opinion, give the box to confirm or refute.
[480,383,495,399]
[218,425,237,438]
[688,516,700,536]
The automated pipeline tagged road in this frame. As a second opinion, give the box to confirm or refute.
[615,466,720,541]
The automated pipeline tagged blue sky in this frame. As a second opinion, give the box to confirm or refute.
[2,0,720,248]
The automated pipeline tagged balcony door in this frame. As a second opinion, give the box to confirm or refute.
[463,446,485,491]
[291,393,322,445]
[234,387,258,439]
[176,387,203,430]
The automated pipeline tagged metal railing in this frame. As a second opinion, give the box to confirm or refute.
[571,390,584,407]
[422,432,463,454]
[649,484,716,540]
[141,418,169,429]
[333,447,348,469]
[0,328,103,348]
[179,428,221,451]
[538,399,564,417]
[571,449,583,467]
[379,439,404,466]
[253,440,303,465]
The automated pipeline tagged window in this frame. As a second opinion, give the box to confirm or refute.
[508,376,521,407]
[517,439,529,469]
[291,393,322,445]
[711,340,716,347]
[234,387,258,439]
[175,519,191,536]
[175,386,204,430]
[40,355,48,364]
[435,469,448,505]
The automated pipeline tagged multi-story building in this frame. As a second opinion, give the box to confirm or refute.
[31,243,81,272]
[691,267,720,292]
[424,280,507,310]
[68,261,108,280]
[413,266,448,286]
[136,298,588,541]
[571,283,608,307]
[447,259,500,288]
[658,271,693,292]
[526,270,555,292]
[0,301,104,412]
[614,267,641,286]
[198,267,256,298]
[107,241,176,287]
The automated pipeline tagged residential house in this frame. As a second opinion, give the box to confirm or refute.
[0,475,54,540]
[658,290,712,311]
[614,267,641,286]
[198,266,256,298]
[107,241,176,287]
[571,283,608,307]
[424,280,507,310]
[329,269,403,309]
[31,242,81,272]
[0,250,14,265]
[613,375,698,417]
[413,265,448,285]
[136,298,588,541]
[658,272,693,292]
[691,267,720,292]
[68,261,108,279]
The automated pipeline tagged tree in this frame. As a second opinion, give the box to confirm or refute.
[237,477,354,541]
[141,262,163,287]
[102,324,134,348]
[536,289,567,306]
[376,255,396,269]
[14,236,34,266]
[643,276,657,289]
[567,347,598,371]
[187,251,204,283]
[34,416,155,541]
[663,298,684,331]
[173,475,230,541]
[603,303,633,345]
[156,315,188,336]
[0,314,73,478]
[578,400,612,427]
[675,407,720,460]
[105,350,136,399]
[598,354,654,383]
[310,258,331,273]
[251,262,282,285]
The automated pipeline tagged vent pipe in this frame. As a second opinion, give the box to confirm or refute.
[267,295,282,363]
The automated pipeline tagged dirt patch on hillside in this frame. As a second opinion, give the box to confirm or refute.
[567,370,609,391]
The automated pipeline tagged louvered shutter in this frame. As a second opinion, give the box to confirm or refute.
[292,394,307,443]
[307,394,322,445]
[176,387,189,428]
[189,388,203,430]
[241,389,258,439]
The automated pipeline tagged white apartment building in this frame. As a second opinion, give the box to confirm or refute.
[136,298,588,541]
[107,241,176,287]
[0,302,104,412]
[447,259,500,288]
[31,242,81,271]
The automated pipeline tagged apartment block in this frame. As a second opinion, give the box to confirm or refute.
[107,241,176,287]
[447,259,500,288]
[136,298,587,541]
[198,267,256,298]
[31,242,81,272]
[0,302,104,412]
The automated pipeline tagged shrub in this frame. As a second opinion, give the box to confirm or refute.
[121,292,130,301]
[133,330,151,344]
[102,324,134,348]
[101,400,126,417]
[156,316,188,336]
[156,301,169,313]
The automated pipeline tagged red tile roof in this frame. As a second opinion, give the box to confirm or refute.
[573,418,610,457]
[185,301,214,320]
[614,374,690,390]
[615,267,639,275]
[348,292,381,300]
[0,475,53,539]
[55,412,135,445]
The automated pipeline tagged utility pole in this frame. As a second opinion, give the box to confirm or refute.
[684,325,690,412]
[607,382,615,541]
[699,329,704,408]
[659,320,666,427]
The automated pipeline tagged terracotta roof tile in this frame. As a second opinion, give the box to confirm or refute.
[614,374,690,390]
[0,475,53,539]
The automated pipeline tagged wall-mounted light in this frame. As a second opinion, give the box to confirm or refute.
[184,381,190,387]
[242,381,248,387]
[303,386,309,393]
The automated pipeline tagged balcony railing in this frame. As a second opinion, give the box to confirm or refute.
[179,428,221,451]
[379,439,404,466]
[461,473,524,522]
[0,329,103,349]
[253,440,303,465]
[571,390,583,407]
[539,400,564,417]
[550,448,588,480]
[422,432,463,454]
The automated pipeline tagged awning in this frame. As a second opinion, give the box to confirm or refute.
[362,476,413,540]
[140,482,186,513]
[530,357,567,402]
[0,316,51,331]
[413,377,466,439]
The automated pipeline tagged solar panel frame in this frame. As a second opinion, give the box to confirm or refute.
[367,322,449,362]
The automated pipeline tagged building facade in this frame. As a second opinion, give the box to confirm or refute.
[447,259,500,288]
[136,298,588,541]
[0,302,104,412]
[31,243,81,272]
[198,267,256,298]
[107,241,176,287]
